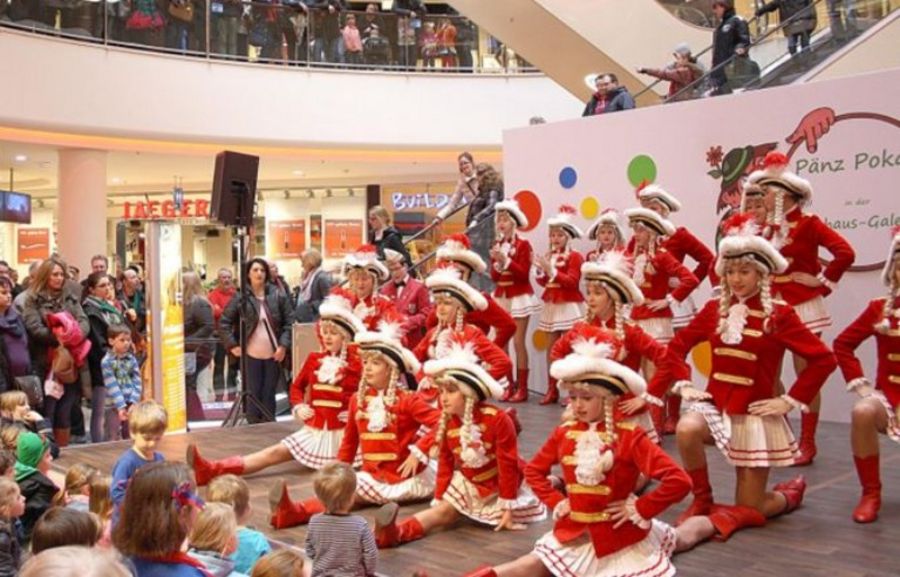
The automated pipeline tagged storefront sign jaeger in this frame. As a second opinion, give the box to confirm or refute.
[122,199,211,219]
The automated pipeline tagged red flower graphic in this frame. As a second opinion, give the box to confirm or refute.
[706,145,724,167]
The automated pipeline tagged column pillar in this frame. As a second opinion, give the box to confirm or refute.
[57,149,107,274]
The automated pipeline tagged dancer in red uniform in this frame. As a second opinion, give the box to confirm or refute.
[660,213,836,531]
[551,252,667,441]
[344,244,401,332]
[536,205,586,405]
[187,292,364,485]
[268,315,443,529]
[833,228,900,523]
[637,184,715,434]
[489,199,543,403]
[428,233,517,351]
[373,342,546,549]
[585,209,626,263]
[747,151,855,465]
[380,248,432,350]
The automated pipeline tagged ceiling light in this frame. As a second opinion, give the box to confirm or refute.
[111,177,123,184]
[13,154,27,163]
[292,170,304,176]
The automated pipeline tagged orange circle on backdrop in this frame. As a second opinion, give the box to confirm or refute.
[690,341,712,378]
[514,190,542,232]
[580,196,600,220]
[532,330,550,351]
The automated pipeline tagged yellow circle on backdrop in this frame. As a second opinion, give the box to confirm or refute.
[580,197,600,220]
[532,330,550,351]
[690,341,712,378]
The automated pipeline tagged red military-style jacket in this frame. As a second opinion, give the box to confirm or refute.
[662,226,715,285]
[491,236,537,299]
[525,421,690,558]
[628,249,699,321]
[380,276,432,349]
[353,293,404,332]
[834,296,900,409]
[289,347,362,430]
[551,318,667,374]
[434,404,522,502]
[536,249,585,304]
[414,324,512,382]
[425,293,516,349]
[654,294,836,413]
[768,207,855,305]
[336,386,442,484]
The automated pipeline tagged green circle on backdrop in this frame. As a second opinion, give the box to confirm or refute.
[627,155,657,187]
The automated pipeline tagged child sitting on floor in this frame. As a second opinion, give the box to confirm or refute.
[207,474,272,574]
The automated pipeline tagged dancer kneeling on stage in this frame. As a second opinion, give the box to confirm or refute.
[187,291,364,486]
[269,314,442,529]
[374,342,546,548]
[833,228,900,524]
[655,213,836,534]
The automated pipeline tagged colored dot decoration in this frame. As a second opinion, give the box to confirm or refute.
[690,341,712,378]
[627,155,657,187]
[558,166,578,189]
[580,197,600,220]
[532,330,550,351]
[513,190,542,233]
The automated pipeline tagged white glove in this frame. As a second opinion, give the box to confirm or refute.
[293,404,315,422]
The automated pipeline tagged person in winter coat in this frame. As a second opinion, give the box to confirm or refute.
[14,432,57,543]
[295,249,332,324]
[0,277,31,394]
[710,0,751,94]
[638,43,705,101]
[756,0,817,55]
[21,257,90,446]
[582,73,636,116]
[219,258,294,423]
[183,271,215,411]
[368,205,412,269]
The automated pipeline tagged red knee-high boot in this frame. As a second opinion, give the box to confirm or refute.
[794,412,818,466]
[267,481,325,529]
[500,368,515,402]
[676,466,714,525]
[186,444,245,486]
[509,369,529,403]
[708,504,767,540]
[852,455,881,523]
[663,394,681,435]
[374,503,426,548]
[649,404,665,438]
[773,475,807,514]
[540,376,559,405]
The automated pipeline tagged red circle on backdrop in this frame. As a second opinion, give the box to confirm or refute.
[514,190,542,232]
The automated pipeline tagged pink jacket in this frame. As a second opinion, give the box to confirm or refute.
[47,311,92,367]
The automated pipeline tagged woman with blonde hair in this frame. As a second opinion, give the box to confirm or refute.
[182,270,215,407]
[368,205,412,268]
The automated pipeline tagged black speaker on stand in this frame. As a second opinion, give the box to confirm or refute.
[210,151,270,427]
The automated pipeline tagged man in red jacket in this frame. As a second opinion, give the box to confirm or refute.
[208,267,238,395]
[380,249,432,350]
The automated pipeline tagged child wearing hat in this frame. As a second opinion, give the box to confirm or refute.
[374,342,545,548]
[268,314,442,529]
[490,200,543,403]
[585,209,627,263]
[833,227,900,523]
[343,245,403,332]
[14,431,57,542]
[188,292,365,485]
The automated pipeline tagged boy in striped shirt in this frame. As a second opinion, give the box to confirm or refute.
[305,463,378,577]
[101,325,142,441]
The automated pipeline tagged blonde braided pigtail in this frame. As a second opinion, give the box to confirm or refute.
[614,302,626,344]
[459,397,476,450]
[646,239,657,276]
[385,365,399,410]
[760,275,774,334]
[876,277,898,334]
[603,397,617,443]
[355,373,368,421]
[429,410,451,459]
[716,281,732,338]
[455,308,465,332]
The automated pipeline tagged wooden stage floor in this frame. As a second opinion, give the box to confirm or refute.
[54,401,898,577]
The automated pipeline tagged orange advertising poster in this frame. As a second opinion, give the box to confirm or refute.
[324,219,364,258]
[17,228,50,263]
[268,220,306,259]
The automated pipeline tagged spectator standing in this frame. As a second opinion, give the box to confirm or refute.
[436,16,457,69]
[209,267,239,394]
[22,257,90,447]
[368,205,412,268]
[342,13,364,65]
[212,0,243,56]
[393,0,425,69]
[363,25,390,66]
[295,249,332,324]
[118,268,146,336]
[124,0,165,47]
[82,272,126,443]
[268,262,292,299]
[827,0,858,41]
[219,258,294,423]
[166,0,195,52]
[380,249,431,349]
[0,277,31,394]
[756,0,817,56]
[182,272,215,411]
[638,43,705,101]
[582,73,635,116]
[101,325,143,442]
[710,0,750,95]
[360,3,384,39]
[13,262,40,314]
[419,20,438,68]
[454,16,475,72]
[313,0,345,63]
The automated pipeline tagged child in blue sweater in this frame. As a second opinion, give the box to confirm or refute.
[207,475,271,574]
[101,324,143,441]
[110,401,167,514]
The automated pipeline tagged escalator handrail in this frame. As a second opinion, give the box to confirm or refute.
[409,210,495,275]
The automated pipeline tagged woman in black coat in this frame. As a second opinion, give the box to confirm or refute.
[182,271,215,419]
[219,258,293,423]
[368,205,413,268]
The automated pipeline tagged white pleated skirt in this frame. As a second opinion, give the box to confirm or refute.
[538,302,585,333]
[872,390,900,444]
[495,294,543,319]
[281,426,344,470]
[670,294,697,329]
[533,520,676,577]
[688,401,799,467]
[355,467,436,505]
[634,317,675,345]
[439,470,547,526]
[793,295,831,332]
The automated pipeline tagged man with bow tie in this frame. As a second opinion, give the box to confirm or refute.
[380,249,432,349]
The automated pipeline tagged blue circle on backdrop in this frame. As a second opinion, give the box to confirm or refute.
[559,167,577,189]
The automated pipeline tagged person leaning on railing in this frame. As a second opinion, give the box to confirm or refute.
[637,43,705,102]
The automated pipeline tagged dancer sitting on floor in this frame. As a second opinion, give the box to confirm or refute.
[268,314,442,529]
[833,227,900,524]
[187,292,364,486]
[551,252,667,442]
[489,199,543,403]
[374,342,546,548]
[656,213,836,534]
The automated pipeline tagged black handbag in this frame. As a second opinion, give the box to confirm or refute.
[13,375,44,410]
